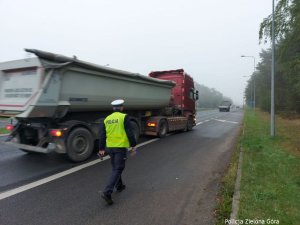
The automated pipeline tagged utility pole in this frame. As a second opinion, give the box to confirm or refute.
[271,0,276,136]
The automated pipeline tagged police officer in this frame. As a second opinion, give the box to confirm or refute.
[99,99,137,205]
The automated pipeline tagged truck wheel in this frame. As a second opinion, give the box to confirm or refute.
[130,121,140,142]
[187,117,194,131]
[66,127,94,162]
[158,120,167,138]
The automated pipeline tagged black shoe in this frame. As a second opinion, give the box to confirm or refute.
[116,185,126,192]
[101,194,114,205]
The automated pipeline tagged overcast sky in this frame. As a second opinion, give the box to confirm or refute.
[0,0,272,105]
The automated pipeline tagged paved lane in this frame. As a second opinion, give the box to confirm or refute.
[0,109,224,193]
[0,109,243,225]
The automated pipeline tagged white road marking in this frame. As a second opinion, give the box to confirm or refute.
[214,119,238,124]
[196,119,211,125]
[1,111,242,200]
[0,138,160,201]
[0,157,107,200]
[136,138,160,147]
[1,115,239,200]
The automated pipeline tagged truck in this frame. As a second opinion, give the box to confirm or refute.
[218,100,231,112]
[0,49,198,162]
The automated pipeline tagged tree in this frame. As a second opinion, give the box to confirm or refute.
[258,0,300,113]
[194,82,232,109]
[259,0,296,44]
[244,49,271,111]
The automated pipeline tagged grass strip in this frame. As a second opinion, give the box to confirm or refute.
[0,127,9,135]
[238,109,300,224]
[215,141,240,225]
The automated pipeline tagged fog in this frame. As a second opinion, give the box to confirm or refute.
[0,0,271,105]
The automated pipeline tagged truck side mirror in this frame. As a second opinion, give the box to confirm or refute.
[195,90,199,100]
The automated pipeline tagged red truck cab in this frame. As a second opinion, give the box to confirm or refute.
[149,69,198,118]
[148,69,198,137]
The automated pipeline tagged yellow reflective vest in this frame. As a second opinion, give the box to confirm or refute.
[104,112,130,148]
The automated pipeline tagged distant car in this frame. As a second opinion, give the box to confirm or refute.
[218,101,231,112]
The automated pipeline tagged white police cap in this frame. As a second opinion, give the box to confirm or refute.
[111,99,124,106]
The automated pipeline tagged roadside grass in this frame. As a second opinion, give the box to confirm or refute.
[0,127,9,135]
[276,114,300,158]
[215,109,300,225]
[238,109,300,224]
[0,117,14,135]
[215,140,240,225]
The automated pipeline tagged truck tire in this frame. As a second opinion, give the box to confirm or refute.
[187,117,194,131]
[130,121,140,142]
[158,120,167,138]
[66,127,94,162]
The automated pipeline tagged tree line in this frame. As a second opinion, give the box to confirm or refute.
[245,0,300,114]
[194,82,232,109]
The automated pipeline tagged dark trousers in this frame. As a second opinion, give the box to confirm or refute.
[103,148,127,195]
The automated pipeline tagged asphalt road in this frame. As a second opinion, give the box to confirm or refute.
[0,109,243,225]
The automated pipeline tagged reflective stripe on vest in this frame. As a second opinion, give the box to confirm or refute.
[104,112,130,148]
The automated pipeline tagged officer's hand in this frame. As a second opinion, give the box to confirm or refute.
[99,150,105,156]
[130,147,137,157]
